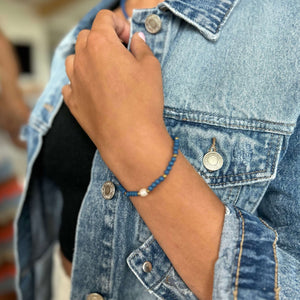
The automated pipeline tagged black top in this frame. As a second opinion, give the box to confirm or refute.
[36,102,96,262]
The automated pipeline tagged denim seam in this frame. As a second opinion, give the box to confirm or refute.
[108,201,117,297]
[165,0,237,35]
[164,106,296,127]
[259,218,280,300]
[233,208,245,300]
[227,186,234,202]
[152,265,173,290]
[208,176,270,187]
[233,187,241,206]
[164,114,294,135]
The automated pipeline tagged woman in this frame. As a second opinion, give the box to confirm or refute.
[15,0,300,299]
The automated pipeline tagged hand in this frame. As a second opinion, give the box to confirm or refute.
[63,12,225,299]
[63,10,172,180]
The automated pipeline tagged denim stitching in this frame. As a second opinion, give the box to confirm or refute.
[215,0,238,33]
[205,133,280,179]
[233,208,245,300]
[208,176,272,186]
[164,113,294,135]
[203,169,268,179]
[200,134,282,186]
[165,0,229,34]
[259,218,280,300]
[128,238,175,289]
[164,106,296,127]
[233,187,241,206]
[226,186,234,202]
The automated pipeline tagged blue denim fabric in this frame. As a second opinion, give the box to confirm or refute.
[15,0,300,299]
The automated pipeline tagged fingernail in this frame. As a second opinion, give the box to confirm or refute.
[138,32,146,42]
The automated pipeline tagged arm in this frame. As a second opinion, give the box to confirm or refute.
[62,11,299,299]
[0,30,30,148]
[63,11,224,299]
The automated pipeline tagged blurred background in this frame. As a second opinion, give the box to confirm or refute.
[0,0,101,180]
[0,1,101,299]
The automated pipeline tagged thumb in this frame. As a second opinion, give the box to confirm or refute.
[130,32,154,61]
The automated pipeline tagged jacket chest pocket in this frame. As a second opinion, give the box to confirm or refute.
[138,110,285,243]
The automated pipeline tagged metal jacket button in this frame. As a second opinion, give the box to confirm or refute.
[145,14,162,34]
[86,293,104,300]
[142,261,153,273]
[101,181,115,200]
[203,151,223,171]
[203,138,224,171]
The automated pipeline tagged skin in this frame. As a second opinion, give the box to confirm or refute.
[62,3,225,299]
[0,30,30,148]
[0,31,26,300]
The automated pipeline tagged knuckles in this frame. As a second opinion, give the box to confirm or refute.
[97,9,114,18]
[76,30,90,45]
[86,31,112,53]
[95,9,114,22]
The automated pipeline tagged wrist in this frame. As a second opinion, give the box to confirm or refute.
[100,127,173,191]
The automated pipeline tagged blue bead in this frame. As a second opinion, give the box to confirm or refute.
[121,137,179,197]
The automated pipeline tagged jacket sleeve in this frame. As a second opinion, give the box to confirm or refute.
[213,115,300,299]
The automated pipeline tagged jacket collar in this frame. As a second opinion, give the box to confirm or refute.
[159,0,240,41]
[73,0,240,45]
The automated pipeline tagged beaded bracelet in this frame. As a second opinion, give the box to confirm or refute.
[119,137,179,197]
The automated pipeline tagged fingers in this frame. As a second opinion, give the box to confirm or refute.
[130,32,156,62]
[63,55,74,101]
[75,30,90,54]
[65,54,75,81]
[62,84,72,103]
[91,10,130,44]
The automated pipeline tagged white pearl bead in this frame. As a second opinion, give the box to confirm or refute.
[139,188,149,197]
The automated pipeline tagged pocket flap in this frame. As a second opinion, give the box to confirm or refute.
[164,114,284,188]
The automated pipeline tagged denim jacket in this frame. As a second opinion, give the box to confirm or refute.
[15,0,300,299]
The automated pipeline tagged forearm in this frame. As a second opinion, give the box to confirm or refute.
[103,132,225,299]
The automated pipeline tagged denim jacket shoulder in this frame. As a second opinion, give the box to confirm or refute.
[16,0,300,299]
